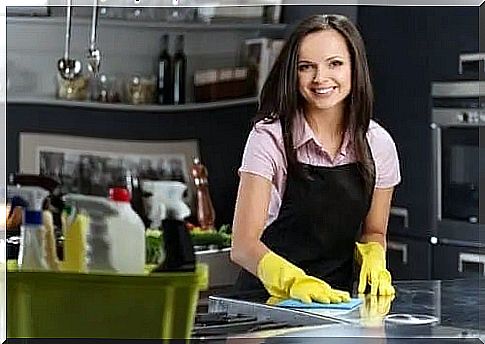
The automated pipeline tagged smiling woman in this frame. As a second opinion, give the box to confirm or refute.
[297,29,352,118]
[230,14,401,304]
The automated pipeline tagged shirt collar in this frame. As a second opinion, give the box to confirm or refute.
[292,115,352,157]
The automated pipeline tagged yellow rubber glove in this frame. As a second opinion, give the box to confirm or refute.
[356,242,395,296]
[359,294,395,327]
[257,251,351,304]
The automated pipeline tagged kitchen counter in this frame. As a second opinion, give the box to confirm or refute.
[206,278,484,342]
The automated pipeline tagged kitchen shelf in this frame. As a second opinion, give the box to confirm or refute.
[6,16,287,32]
[7,96,258,112]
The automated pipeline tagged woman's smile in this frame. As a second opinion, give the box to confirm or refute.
[312,85,338,96]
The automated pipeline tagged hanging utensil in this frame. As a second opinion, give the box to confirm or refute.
[57,0,82,80]
[86,0,101,76]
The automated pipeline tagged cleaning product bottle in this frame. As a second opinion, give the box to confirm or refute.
[42,210,60,271]
[152,208,195,273]
[64,194,119,273]
[108,187,146,274]
[7,186,50,271]
[61,205,89,273]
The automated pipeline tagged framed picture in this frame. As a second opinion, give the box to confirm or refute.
[19,133,200,204]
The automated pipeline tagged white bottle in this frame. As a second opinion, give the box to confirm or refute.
[108,187,146,274]
[64,193,119,273]
[8,186,50,271]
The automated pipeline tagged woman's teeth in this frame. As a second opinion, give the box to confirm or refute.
[314,86,336,94]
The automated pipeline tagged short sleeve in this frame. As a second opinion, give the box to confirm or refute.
[238,122,285,183]
[368,122,401,189]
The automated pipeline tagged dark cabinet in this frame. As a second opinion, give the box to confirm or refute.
[387,235,431,280]
[432,243,485,279]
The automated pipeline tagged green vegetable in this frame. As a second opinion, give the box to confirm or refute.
[190,231,231,247]
[145,228,164,264]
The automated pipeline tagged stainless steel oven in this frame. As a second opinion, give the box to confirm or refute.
[430,78,484,244]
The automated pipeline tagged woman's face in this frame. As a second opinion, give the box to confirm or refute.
[297,29,352,113]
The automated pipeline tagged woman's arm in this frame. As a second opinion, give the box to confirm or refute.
[230,172,273,276]
[360,187,394,248]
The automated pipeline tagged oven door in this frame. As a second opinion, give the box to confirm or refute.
[431,109,484,244]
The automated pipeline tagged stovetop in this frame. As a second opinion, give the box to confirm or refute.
[199,278,484,342]
[192,311,295,341]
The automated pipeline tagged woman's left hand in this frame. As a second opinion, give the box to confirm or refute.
[356,242,395,296]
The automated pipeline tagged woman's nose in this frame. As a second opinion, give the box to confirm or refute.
[312,66,326,83]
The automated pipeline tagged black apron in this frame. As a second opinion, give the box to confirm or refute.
[234,145,375,294]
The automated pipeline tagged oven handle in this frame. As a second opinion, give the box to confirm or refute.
[390,206,409,228]
[388,241,408,265]
[458,252,485,277]
[459,53,485,74]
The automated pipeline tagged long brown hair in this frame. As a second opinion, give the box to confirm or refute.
[254,14,375,195]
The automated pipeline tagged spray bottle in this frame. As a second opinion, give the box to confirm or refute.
[64,194,119,273]
[7,186,49,270]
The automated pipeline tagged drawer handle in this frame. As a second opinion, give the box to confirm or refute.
[388,241,408,264]
[458,53,485,74]
[458,253,485,276]
[390,207,409,228]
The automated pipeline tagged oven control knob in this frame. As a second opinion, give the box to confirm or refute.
[468,111,479,123]
[480,113,485,123]
[458,112,468,123]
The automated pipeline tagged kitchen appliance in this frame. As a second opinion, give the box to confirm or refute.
[430,53,484,246]
[200,279,483,341]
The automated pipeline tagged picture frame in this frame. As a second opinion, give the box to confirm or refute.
[19,132,200,205]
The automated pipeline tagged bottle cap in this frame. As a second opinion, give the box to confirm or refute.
[109,187,131,202]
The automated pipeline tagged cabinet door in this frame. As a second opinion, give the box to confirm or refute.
[433,244,485,279]
[387,236,431,280]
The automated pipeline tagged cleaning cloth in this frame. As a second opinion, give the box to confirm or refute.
[276,298,362,310]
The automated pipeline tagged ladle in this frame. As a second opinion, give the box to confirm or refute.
[86,0,101,76]
[57,0,82,80]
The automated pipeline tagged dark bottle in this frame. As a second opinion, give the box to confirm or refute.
[157,34,172,105]
[191,158,216,230]
[151,209,195,273]
[172,34,186,105]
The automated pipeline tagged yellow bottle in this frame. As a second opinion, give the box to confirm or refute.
[43,210,60,271]
[61,209,89,273]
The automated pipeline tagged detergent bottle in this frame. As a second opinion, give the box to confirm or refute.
[108,187,146,274]
[64,194,119,273]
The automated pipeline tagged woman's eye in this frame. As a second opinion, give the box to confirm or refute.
[330,60,343,68]
[298,64,313,72]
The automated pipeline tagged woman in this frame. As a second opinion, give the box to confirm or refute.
[230,14,400,304]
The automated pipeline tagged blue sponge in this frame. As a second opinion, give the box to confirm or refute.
[276,298,362,310]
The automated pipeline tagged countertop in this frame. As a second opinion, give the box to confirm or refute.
[207,278,484,342]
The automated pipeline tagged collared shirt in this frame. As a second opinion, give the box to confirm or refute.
[239,116,401,227]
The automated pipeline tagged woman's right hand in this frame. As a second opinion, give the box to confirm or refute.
[258,251,351,304]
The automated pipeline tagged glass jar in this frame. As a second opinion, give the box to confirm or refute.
[93,74,121,103]
[56,74,90,101]
[124,75,156,105]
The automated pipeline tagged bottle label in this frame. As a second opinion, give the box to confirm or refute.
[174,63,180,104]
[158,61,166,88]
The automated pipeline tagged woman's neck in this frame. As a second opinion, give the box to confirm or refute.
[305,104,345,141]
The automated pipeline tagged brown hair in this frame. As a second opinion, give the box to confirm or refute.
[254,14,375,195]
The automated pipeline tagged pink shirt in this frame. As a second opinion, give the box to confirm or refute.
[239,116,401,227]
